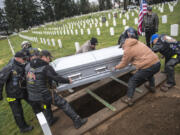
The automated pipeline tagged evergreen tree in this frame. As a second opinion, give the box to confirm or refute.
[80,0,90,14]
[98,0,105,11]
[0,8,9,35]
[41,0,55,22]
[105,0,112,9]
[4,0,22,32]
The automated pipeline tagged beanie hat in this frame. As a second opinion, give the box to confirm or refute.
[151,34,159,44]
[90,37,98,45]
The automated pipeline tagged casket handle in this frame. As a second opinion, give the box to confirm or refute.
[68,73,82,80]
[95,66,107,73]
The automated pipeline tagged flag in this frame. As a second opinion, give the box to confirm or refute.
[138,0,148,35]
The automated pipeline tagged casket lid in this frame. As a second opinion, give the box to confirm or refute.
[51,45,123,71]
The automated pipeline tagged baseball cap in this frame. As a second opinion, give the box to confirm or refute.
[40,50,53,58]
[15,51,26,58]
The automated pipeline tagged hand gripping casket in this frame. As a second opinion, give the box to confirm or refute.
[51,45,135,92]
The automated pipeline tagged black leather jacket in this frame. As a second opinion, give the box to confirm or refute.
[142,12,159,32]
[26,58,69,102]
[5,60,27,98]
[152,35,179,59]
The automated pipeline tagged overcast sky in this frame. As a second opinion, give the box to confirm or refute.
[0,0,4,9]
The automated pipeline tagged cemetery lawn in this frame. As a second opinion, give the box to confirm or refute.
[0,1,180,135]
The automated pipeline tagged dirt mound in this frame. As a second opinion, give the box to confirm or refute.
[91,96,180,135]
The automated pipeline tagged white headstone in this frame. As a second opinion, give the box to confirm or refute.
[110,27,114,36]
[108,13,111,19]
[162,15,167,24]
[90,23,92,28]
[126,14,129,20]
[106,21,109,27]
[87,28,91,35]
[95,23,98,27]
[132,12,134,17]
[51,39,56,46]
[160,8,164,13]
[58,39,62,48]
[123,19,126,25]
[67,29,70,35]
[119,13,122,18]
[40,38,43,44]
[81,29,84,35]
[97,28,101,35]
[43,38,46,44]
[134,18,138,25]
[71,29,74,35]
[124,26,129,31]
[36,112,52,135]
[100,22,103,27]
[47,39,51,46]
[75,29,78,35]
[113,19,117,26]
[75,42,80,52]
[63,29,66,35]
[171,24,178,36]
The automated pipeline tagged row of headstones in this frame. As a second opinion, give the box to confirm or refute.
[34,15,139,36]
[19,34,63,48]
[32,17,138,36]
[31,21,179,37]
[44,11,137,32]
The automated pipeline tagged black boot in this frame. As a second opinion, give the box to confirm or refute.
[74,117,88,129]
[20,125,34,133]
[144,83,156,93]
[48,117,59,126]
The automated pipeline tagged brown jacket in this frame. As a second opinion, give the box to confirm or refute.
[115,38,159,70]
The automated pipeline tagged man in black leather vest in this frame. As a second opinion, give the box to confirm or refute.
[151,34,180,92]
[142,6,159,47]
[26,50,87,129]
[0,51,33,133]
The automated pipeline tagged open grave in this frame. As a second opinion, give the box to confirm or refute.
[50,72,166,135]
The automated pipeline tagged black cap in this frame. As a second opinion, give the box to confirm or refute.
[15,51,26,58]
[90,37,98,46]
[40,50,53,58]
[147,6,152,11]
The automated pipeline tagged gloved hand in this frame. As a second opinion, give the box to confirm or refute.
[110,67,116,72]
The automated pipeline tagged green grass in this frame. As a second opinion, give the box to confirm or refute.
[0,1,180,135]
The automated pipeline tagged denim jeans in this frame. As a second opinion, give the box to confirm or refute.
[127,62,161,98]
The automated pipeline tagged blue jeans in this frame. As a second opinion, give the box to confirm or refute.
[127,62,161,98]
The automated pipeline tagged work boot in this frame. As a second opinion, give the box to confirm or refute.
[160,83,175,92]
[48,117,59,126]
[144,83,156,93]
[20,125,33,133]
[121,96,134,106]
[74,117,88,129]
